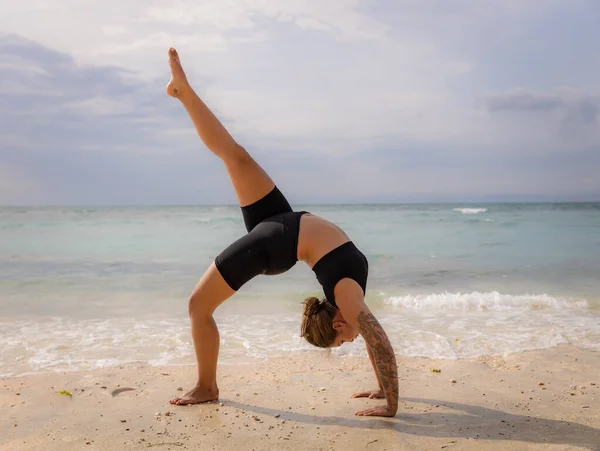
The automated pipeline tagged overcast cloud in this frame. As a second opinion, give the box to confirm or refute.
[1,0,599,205]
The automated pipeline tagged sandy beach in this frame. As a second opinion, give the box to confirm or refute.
[1,344,599,451]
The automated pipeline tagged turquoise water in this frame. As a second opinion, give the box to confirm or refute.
[1,203,599,376]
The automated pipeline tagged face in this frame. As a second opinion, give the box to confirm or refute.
[332,320,359,347]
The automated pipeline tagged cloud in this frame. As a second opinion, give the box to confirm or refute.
[477,88,600,155]
[266,142,600,203]
[0,34,196,153]
[0,0,388,80]
[483,88,600,125]
[1,1,600,204]
[0,163,41,205]
[0,34,226,205]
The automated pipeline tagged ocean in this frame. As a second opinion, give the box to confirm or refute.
[1,203,599,377]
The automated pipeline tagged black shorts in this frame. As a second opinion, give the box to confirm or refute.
[214,187,307,291]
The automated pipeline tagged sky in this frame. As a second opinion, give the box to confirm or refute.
[1,0,599,205]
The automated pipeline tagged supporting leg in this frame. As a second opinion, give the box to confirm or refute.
[170,262,235,405]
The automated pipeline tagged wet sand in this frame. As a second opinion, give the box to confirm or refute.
[1,344,599,450]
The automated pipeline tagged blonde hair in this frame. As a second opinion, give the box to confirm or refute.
[300,296,337,348]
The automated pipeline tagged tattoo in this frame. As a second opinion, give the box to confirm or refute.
[357,311,398,410]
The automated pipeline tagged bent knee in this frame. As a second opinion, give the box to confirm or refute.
[188,294,213,317]
[187,262,236,316]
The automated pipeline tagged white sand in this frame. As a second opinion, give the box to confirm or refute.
[2,344,599,450]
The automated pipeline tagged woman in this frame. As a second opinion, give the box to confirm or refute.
[166,48,398,417]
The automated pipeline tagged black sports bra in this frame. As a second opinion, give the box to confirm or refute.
[311,241,368,307]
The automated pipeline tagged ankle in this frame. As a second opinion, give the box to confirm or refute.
[176,84,194,102]
[195,382,218,393]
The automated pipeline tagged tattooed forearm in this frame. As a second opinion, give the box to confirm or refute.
[366,344,384,390]
[357,311,398,411]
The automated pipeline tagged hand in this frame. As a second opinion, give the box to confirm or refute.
[355,405,397,417]
[351,388,385,399]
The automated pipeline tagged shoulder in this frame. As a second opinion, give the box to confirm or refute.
[333,279,367,314]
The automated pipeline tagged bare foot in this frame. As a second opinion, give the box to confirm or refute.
[166,48,191,99]
[170,384,219,406]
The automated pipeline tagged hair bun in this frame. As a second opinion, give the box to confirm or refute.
[300,296,337,347]
[302,296,322,317]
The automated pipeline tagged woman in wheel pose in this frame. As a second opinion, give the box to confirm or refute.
[166,48,398,417]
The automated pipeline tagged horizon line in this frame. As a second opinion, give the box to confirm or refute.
[2,200,599,208]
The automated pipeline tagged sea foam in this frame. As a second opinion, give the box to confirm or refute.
[384,291,588,311]
[2,299,599,376]
[453,208,488,214]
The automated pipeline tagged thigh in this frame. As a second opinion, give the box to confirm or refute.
[214,232,270,291]
[189,261,236,315]
[241,186,292,232]
[224,151,275,208]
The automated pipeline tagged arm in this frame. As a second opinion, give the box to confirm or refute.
[336,281,398,417]
[367,343,384,391]
[355,310,399,416]
[350,342,386,400]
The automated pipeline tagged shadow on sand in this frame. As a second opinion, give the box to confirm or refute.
[216,397,600,450]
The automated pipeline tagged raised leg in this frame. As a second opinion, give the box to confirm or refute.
[170,262,235,405]
[166,48,275,207]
